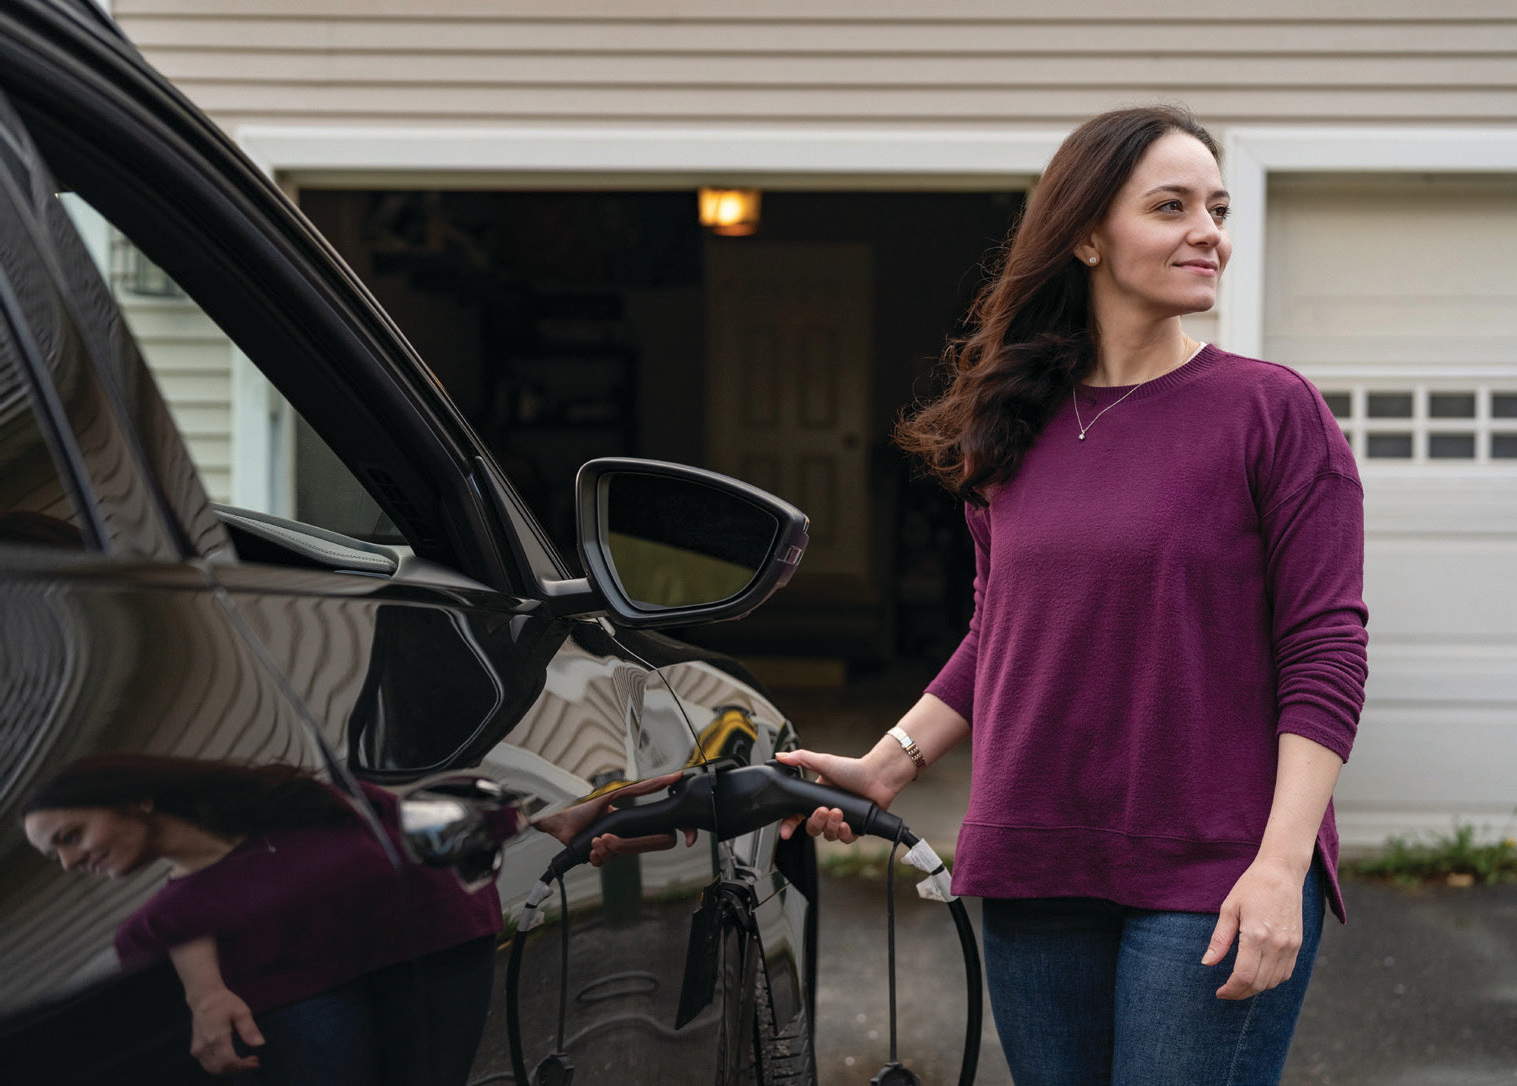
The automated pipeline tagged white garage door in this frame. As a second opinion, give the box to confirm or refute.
[1265,175,1517,849]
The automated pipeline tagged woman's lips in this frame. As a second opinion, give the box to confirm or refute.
[1176,261,1218,276]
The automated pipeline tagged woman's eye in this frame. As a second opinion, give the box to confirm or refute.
[1212,205,1231,221]
[1158,200,1183,212]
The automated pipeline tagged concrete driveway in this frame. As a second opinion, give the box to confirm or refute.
[813,871,1517,1085]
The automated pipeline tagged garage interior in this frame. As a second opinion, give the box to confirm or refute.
[300,188,1023,679]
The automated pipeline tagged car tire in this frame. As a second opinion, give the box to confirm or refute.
[751,965,818,1086]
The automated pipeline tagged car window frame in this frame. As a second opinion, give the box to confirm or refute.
[0,289,102,553]
[0,98,183,559]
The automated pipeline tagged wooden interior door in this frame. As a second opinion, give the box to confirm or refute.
[705,241,873,595]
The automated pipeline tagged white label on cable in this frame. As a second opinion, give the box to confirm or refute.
[519,880,553,931]
[903,840,957,901]
[916,870,956,902]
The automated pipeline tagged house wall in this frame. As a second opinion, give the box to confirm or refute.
[115,1,1515,129]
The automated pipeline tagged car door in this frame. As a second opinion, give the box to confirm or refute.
[0,85,435,1085]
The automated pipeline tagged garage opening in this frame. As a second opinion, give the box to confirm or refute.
[301,188,1023,672]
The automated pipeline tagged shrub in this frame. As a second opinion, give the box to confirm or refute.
[1345,823,1517,887]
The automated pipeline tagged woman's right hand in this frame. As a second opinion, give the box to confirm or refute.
[776,695,967,845]
[186,985,263,1074]
[774,747,907,844]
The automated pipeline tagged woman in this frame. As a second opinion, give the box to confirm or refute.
[22,754,502,1085]
[778,105,1368,1085]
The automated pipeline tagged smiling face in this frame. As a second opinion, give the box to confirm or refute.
[24,806,156,879]
[1078,130,1232,323]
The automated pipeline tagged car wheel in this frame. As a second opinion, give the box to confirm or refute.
[751,965,818,1086]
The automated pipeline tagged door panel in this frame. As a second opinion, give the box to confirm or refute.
[706,241,872,584]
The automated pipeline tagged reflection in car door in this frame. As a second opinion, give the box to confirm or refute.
[210,557,747,1083]
[0,88,484,1085]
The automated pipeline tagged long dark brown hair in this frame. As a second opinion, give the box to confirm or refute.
[895,105,1221,504]
[22,754,356,836]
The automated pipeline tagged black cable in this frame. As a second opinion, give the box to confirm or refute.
[505,920,530,1086]
[885,827,903,1064]
[948,898,983,1086]
[556,877,569,1054]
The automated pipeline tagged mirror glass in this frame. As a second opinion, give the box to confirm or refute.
[602,472,778,609]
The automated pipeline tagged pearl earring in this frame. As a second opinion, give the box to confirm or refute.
[1088,256,1098,265]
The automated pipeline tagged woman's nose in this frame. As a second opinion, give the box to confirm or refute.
[57,846,84,871]
[1189,211,1223,246]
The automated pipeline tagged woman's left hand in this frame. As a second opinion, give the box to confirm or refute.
[534,772,698,867]
[1203,856,1306,1000]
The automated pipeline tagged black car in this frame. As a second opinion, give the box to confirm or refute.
[0,1,821,1082]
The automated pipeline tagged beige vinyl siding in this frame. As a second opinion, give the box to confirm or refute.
[114,296,235,505]
[115,1,1517,131]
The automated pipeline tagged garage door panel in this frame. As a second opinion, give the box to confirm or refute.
[1335,704,1516,848]
[1269,336,1515,372]
[1363,641,1517,704]
[1366,543,1517,636]
[1264,175,1517,846]
[1265,178,1517,342]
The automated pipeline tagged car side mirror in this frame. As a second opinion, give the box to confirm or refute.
[399,776,527,891]
[574,458,809,628]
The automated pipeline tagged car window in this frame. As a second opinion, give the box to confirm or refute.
[59,195,404,548]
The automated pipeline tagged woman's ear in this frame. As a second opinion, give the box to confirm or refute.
[1073,242,1100,267]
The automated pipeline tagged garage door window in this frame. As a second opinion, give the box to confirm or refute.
[1320,386,1517,463]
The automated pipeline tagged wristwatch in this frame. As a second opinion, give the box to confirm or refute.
[887,726,927,777]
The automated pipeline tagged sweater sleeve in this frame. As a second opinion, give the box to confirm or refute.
[924,502,992,723]
[1257,388,1369,762]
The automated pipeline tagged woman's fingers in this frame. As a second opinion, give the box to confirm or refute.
[776,748,890,809]
[1208,859,1305,1000]
[803,806,857,843]
[189,990,262,1074]
[587,832,679,867]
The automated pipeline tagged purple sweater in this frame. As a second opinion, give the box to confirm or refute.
[926,346,1368,921]
[115,785,501,1012]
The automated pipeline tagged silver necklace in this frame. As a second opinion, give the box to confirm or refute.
[1072,340,1201,441]
[1072,382,1143,441]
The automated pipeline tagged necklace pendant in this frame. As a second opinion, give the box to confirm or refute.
[1078,431,1086,441]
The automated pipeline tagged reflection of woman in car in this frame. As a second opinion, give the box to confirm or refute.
[23,754,501,1084]
[780,105,1367,1085]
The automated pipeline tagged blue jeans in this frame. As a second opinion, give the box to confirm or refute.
[981,864,1324,1086]
[246,979,379,1086]
[237,935,497,1086]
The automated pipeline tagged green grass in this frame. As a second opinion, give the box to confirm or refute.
[1344,823,1517,887]
[818,846,954,883]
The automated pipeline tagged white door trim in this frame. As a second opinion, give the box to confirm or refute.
[236,124,1066,187]
[1220,126,1517,359]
